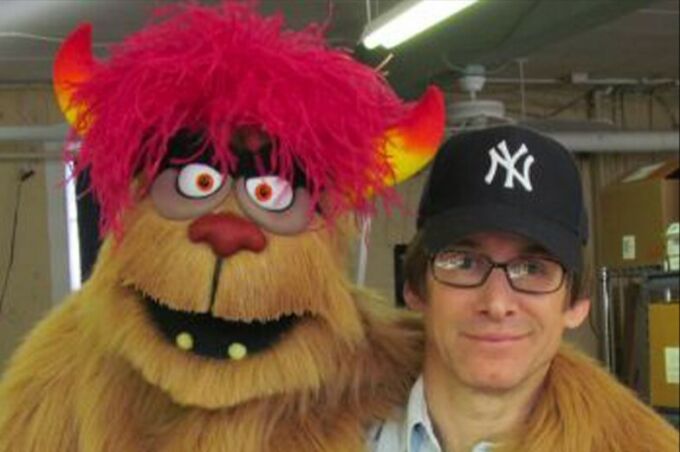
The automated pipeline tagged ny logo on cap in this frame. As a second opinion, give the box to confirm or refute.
[484,140,535,192]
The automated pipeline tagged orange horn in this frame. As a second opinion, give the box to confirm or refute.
[53,24,95,135]
[382,86,446,186]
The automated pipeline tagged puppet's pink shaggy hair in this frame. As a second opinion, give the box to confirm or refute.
[70,1,410,235]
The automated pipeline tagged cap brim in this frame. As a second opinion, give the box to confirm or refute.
[421,203,582,271]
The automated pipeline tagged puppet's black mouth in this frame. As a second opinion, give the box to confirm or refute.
[142,295,299,360]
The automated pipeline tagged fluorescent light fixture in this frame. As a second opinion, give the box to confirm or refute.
[65,160,82,291]
[362,0,479,50]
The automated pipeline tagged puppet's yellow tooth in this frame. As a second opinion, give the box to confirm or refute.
[228,342,248,360]
[175,332,194,351]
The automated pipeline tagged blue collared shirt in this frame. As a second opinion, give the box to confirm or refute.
[368,376,495,452]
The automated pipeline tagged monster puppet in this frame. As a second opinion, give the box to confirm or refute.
[0,3,444,452]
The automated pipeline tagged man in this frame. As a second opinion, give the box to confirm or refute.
[370,125,679,451]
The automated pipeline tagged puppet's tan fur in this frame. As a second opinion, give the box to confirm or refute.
[0,199,423,452]
[500,345,679,452]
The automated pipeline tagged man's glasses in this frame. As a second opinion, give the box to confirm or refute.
[430,249,567,294]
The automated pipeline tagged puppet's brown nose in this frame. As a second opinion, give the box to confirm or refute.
[188,213,267,257]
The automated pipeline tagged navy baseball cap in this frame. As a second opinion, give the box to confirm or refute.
[417,125,588,271]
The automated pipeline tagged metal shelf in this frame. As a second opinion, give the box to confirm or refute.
[598,266,679,423]
[598,266,678,374]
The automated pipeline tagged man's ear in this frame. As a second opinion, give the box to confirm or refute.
[403,283,426,312]
[564,298,590,329]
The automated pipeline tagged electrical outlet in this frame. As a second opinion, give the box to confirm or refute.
[19,163,35,182]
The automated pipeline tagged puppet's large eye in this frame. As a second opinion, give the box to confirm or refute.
[150,167,231,221]
[244,176,293,211]
[235,177,313,235]
[177,164,224,198]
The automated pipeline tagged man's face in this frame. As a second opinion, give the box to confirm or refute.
[406,231,590,392]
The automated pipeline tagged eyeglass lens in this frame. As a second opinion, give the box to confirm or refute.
[432,249,565,294]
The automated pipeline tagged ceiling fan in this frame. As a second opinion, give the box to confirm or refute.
[446,64,516,135]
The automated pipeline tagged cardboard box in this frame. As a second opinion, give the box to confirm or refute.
[599,159,679,268]
[648,302,679,408]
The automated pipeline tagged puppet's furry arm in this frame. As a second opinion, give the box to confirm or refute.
[0,297,82,452]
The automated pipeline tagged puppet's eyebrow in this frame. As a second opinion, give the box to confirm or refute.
[162,130,214,168]
[233,148,309,189]
[159,127,308,187]
[234,150,271,178]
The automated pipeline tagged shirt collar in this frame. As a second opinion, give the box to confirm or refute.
[403,376,497,452]
[404,376,442,452]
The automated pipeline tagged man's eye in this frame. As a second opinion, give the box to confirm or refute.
[176,164,224,198]
[435,253,476,270]
[509,259,546,278]
[245,176,294,211]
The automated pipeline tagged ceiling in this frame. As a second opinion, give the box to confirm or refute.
[0,0,677,99]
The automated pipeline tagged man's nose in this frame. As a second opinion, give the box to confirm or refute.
[477,268,519,320]
[188,213,267,257]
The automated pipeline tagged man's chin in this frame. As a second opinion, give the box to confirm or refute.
[462,372,527,393]
[457,358,551,394]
